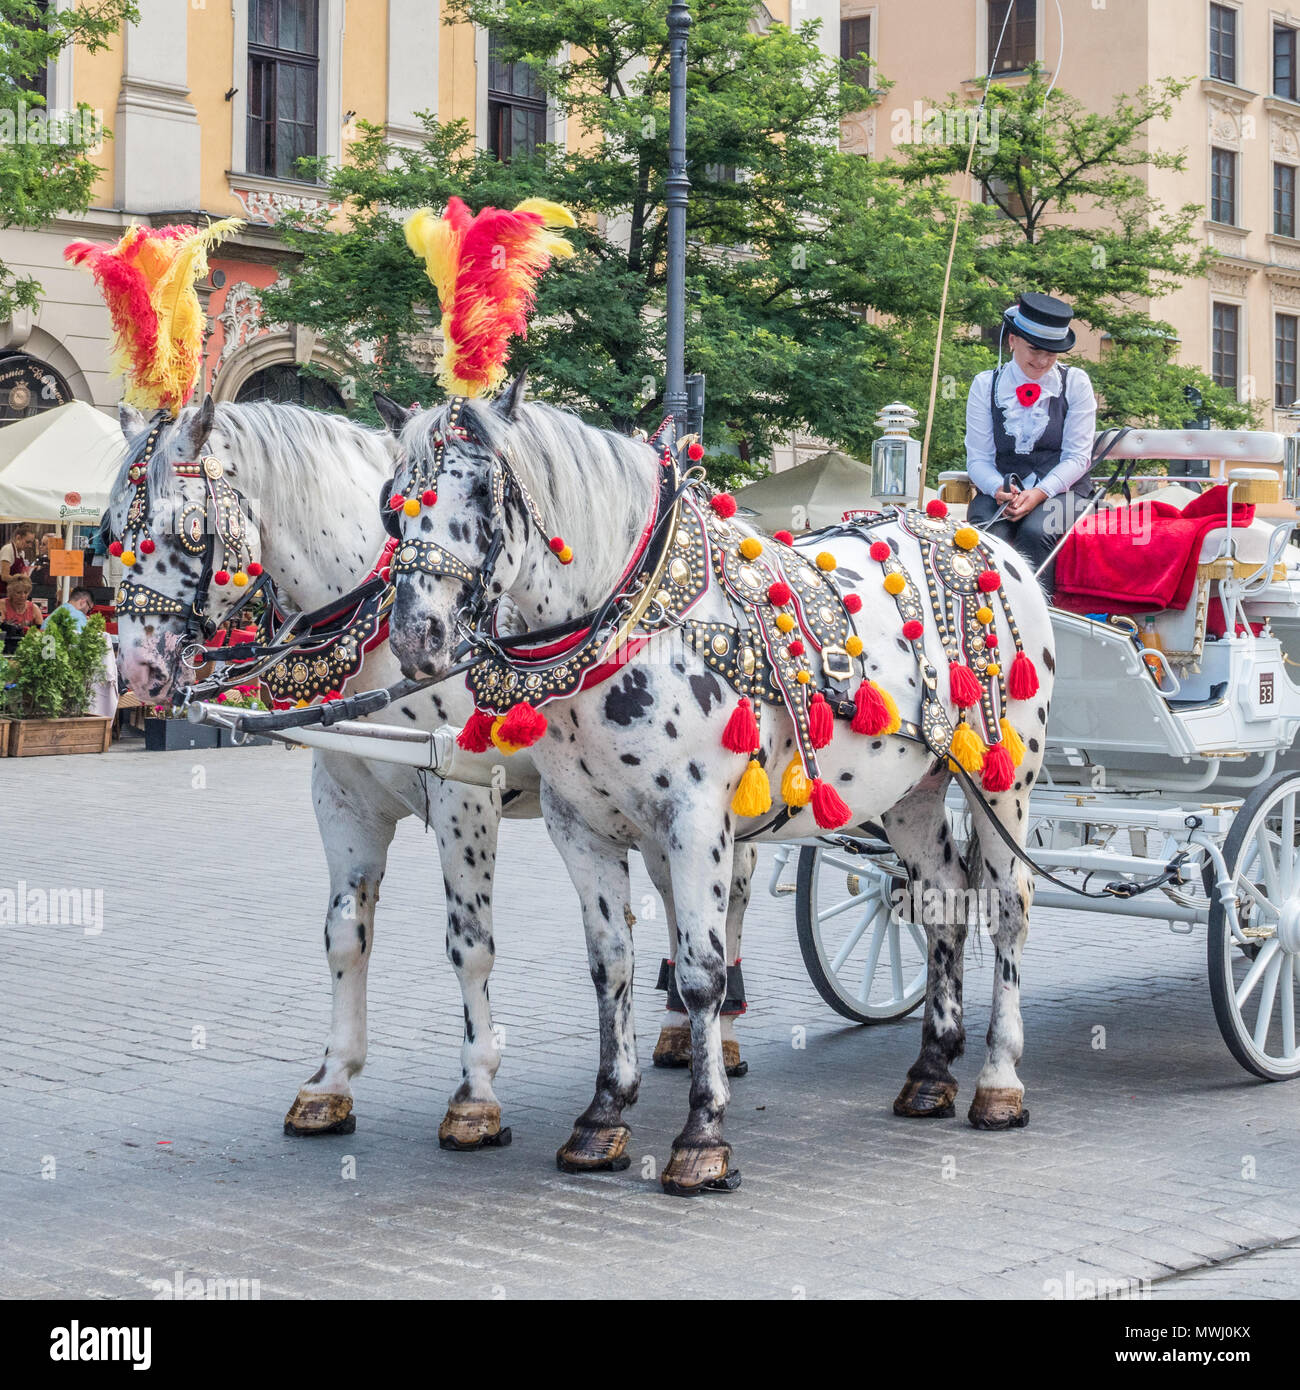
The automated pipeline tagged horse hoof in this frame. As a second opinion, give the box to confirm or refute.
[723,1040,749,1079]
[660,1143,739,1197]
[555,1124,632,1173]
[283,1091,355,1136]
[968,1087,1029,1130]
[892,1077,957,1119]
[652,1024,691,1069]
[438,1100,512,1151]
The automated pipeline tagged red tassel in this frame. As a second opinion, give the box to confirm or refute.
[497,701,547,749]
[457,707,496,753]
[809,692,834,749]
[851,681,891,736]
[981,741,1016,793]
[722,697,760,755]
[949,662,983,708]
[810,778,852,830]
[1008,651,1040,699]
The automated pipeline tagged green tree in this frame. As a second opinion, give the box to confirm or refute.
[262,0,985,479]
[896,65,1256,449]
[0,0,139,322]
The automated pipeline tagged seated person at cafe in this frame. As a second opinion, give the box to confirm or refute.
[45,586,94,630]
[2,575,42,635]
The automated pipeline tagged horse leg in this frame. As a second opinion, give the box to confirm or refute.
[429,780,511,1150]
[284,762,395,1135]
[646,842,753,1077]
[545,792,639,1173]
[965,787,1035,1130]
[883,776,971,1120]
[660,825,738,1197]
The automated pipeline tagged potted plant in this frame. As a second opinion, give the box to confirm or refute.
[213,684,273,747]
[1,610,113,757]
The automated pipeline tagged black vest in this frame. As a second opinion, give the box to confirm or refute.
[989,365,1091,496]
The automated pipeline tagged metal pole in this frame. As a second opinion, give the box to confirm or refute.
[664,2,691,438]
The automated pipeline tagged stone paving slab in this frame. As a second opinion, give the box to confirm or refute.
[2,741,1299,1299]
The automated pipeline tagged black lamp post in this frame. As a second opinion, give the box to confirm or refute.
[664,1,691,438]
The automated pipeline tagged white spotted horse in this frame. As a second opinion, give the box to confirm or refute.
[107,394,755,1151]
[385,376,1057,1196]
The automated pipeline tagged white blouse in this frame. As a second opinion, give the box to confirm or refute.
[964,358,1097,498]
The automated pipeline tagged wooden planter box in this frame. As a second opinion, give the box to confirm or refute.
[143,717,221,752]
[8,715,113,758]
[0,720,8,757]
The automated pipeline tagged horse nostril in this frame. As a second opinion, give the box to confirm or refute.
[427,615,446,651]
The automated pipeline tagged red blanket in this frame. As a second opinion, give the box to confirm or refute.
[1054,486,1254,614]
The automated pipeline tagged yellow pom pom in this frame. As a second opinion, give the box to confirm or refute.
[875,682,903,736]
[780,757,812,807]
[739,537,764,560]
[490,715,523,756]
[845,635,863,657]
[731,758,772,817]
[295,699,309,709]
[120,549,136,567]
[795,669,811,684]
[949,719,987,775]
[776,613,795,633]
[976,606,994,626]
[985,662,1000,678]
[558,545,573,564]
[999,717,1026,765]
[404,497,421,517]
[816,551,836,571]
[884,572,905,595]
[954,526,979,551]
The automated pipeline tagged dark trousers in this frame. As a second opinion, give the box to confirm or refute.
[966,488,1087,591]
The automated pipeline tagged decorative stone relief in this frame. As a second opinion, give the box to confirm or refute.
[1271,112,1300,160]
[217,280,285,368]
[229,186,338,225]
[1208,94,1246,150]
[840,111,875,156]
[1209,265,1251,295]
[1208,226,1248,257]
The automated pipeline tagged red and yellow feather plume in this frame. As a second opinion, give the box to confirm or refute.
[404,197,575,397]
[64,218,243,414]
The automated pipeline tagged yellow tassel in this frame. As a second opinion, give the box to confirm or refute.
[999,717,1026,766]
[490,715,523,756]
[731,758,772,817]
[949,720,986,775]
[780,756,812,807]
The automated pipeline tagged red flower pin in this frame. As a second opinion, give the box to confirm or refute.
[1015,381,1041,407]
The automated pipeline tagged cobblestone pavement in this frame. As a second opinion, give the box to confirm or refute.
[3,740,1299,1300]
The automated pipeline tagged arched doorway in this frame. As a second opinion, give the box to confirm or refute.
[0,353,74,425]
[235,363,346,412]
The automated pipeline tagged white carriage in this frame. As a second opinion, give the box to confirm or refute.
[781,427,1300,1081]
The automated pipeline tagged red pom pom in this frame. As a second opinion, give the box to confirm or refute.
[246,562,263,577]
[139,538,156,554]
[851,681,892,736]
[213,570,230,586]
[767,582,792,606]
[869,541,891,563]
[389,493,405,510]
[497,701,547,749]
[985,633,998,649]
[843,593,863,614]
[809,692,834,749]
[108,541,123,557]
[774,530,794,545]
[926,498,948,519]
[788,639,805,658]
[981,742,1016,792]
[687,441,705,461]
[549,537,566,555]
[456,707,496,753]
[810,778,852,830]
[422,489,437,506]
[722,697,760,755]
[1008,651,1040,700]
[949,662,983,708]
[710,493,737,518]
[977,569,1001,593]
[902,619,924,641]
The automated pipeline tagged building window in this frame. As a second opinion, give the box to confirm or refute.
[1277,314,1299,407]
[1211,147,1237,225]
[988,0,1037,75]
[1276,163,1296,237]
[247,0,319,181]
[1277,24,1299,101]
[841,16,872,93]
[17,0,50,102]
[235,364,345,412]
[1213,302,1240,393]
[487,31,546,162]
[1210,4,1237,85]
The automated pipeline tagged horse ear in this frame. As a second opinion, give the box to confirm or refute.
[494,370,528,421]
[118,401,146,436]
[178,394,216,457]
[373,392,411,435]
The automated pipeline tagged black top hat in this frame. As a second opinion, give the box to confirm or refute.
[1001,291,1076,353]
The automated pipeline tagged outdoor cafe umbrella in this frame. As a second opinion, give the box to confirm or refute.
[0,400,121,525]
[731,448,875,534]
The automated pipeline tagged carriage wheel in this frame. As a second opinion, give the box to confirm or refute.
[1207,771,1300,1081]
[795,846,927,1024]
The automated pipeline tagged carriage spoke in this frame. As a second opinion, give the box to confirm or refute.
[1281,796,1297,897]
[1255,829,1283,902]
[859,910,890,1005]
[888,919,904,1003]
[1281,965,1296,1060]
[818,891,873,927]
[1236,875,1279,924]
[1253,951,1285,1051]
[830,904,876,974]
[1235,937,1282,1011]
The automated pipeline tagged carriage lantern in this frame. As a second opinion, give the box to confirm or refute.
[870,401,921,504]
